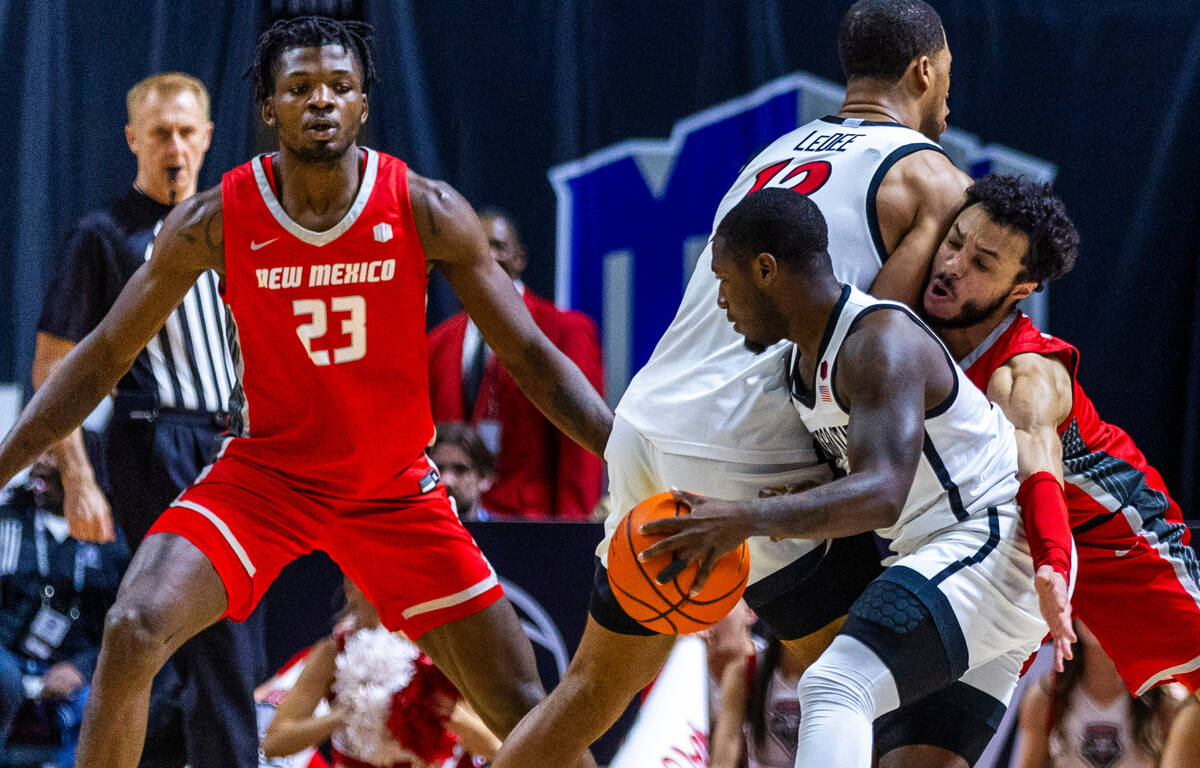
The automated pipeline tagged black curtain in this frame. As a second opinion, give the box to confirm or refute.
[0,0,262,384]
[2,0,1197,506]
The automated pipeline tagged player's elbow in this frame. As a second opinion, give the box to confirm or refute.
[505,335,559,390]
[865,478,906,529]
[872,496,904,529]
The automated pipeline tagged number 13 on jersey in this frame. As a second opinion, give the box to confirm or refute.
[293,295,366,366]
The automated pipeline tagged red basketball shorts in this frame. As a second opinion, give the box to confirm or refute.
[1072,510,1200,694]
[147,447,503,639]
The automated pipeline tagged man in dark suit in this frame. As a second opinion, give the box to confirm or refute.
[428,210,604,520]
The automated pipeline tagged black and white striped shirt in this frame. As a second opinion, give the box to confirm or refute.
[38,188,234,415]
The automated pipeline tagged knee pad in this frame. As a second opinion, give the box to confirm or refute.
[842,566,967,704]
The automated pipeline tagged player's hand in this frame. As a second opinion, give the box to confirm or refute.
[40,663,85,700]
[638,489,754,594]
[1034,564,1076,672]
[61,472,115,543]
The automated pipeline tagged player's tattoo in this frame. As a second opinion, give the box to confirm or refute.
[178,199,204,246]
[422,193,441,237]
[177,196,223,254]
[202,207,223,252]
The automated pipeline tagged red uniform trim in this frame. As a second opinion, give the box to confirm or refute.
[965,312,1200,694]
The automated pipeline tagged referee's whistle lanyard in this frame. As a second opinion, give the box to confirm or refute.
[32,514,86,620]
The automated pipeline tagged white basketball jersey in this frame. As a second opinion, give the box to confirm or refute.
[616,117,942,464]
[789,286,1019,554]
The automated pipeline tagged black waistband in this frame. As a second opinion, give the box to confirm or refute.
[112,392,226,428]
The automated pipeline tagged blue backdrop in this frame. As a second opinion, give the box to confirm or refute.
[1,0,1197,505]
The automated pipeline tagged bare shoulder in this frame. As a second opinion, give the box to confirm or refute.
[153,185,225,276]
[841,309,941,382]
[872,148,969,256]
[408,170,487,266]
[989,352,1073,424]
[885,148,971,208]
[994,352,1071,397]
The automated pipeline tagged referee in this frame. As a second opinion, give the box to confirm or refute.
[32,73,264,768]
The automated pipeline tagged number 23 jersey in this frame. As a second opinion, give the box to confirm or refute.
[219,149,435,498]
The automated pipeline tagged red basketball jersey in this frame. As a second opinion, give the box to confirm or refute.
[962,311,1186,534]
[219,149,435,498]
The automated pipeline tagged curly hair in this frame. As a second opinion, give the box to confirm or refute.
[964,174,1080,286]
[252,16,377,105]
[839,0,945,81]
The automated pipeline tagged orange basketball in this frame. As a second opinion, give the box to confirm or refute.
[607,491,750,634]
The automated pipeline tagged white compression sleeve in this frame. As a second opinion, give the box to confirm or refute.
[793,634,901,768]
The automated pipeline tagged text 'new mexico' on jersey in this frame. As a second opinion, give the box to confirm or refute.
[219,149,435,499]
[617,117,943,465]
[962,311,1189,535]
[789,286,1020,554]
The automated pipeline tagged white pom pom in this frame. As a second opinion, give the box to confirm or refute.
[331,628,424,766]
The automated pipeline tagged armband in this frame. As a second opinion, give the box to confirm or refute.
[1016,471,1073,584]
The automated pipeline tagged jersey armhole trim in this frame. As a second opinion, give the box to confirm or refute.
[865,143,950,264]
[830,303,959,417]
[790,285,853,409]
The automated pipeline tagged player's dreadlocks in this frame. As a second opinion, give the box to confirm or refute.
[252,16,377,104]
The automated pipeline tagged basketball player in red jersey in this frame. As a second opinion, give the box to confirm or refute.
[0,17,610,768]
[897,173,1200,767]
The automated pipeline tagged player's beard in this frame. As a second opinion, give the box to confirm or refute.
[925,290,1012,330]
[743,338,768,354]
[291,138,352,164]
[740,295,785,354]
[284,121,359,164]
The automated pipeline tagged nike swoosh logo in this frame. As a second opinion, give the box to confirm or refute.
[250,238,279,250]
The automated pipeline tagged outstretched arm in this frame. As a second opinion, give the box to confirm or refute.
[413,173,612,456]
[0,188,223,486]
[989,352,1077,671]
[868,150,970,308]
[642,312,947,589]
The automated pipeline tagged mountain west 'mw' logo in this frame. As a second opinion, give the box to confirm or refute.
[373,222,393,243]
[550,73,1057,403]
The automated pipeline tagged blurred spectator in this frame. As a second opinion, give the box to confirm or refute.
[429,423,496,522]
[427,209,603,520]
[1161,697,1200,768]
[0,453,128,764]
[706,607,805,768]
[1014,621,1184,768]
[262,578,500,767]
[254,647,331,768]
[704,602,756,768]
[33,71,264,768]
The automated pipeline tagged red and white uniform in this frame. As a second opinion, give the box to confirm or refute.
[963,311,1200,694]
[150,149,503,638]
